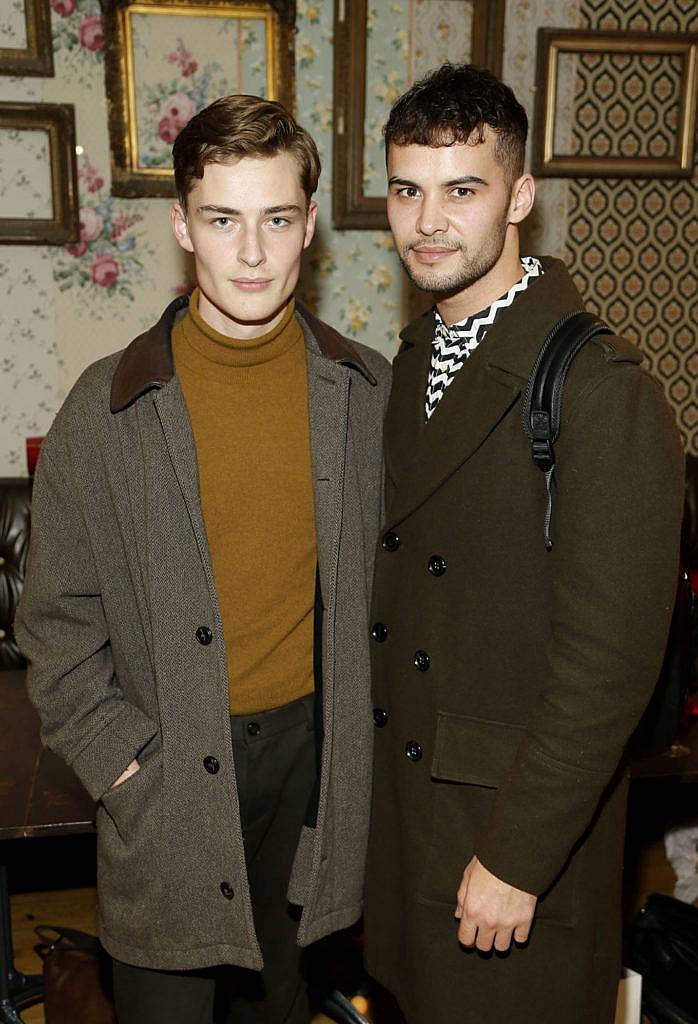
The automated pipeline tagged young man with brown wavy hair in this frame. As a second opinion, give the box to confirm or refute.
[17,95,390,1024]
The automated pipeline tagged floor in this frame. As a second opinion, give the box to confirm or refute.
[6,792,686,1024]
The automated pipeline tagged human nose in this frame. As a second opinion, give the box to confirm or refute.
[238,226,265,267]
[415,194,448,236]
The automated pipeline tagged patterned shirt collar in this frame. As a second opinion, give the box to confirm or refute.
[425,256,543,421]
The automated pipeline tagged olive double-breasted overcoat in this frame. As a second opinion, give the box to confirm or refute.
[16,296,391,971]
[364,259,684,1024]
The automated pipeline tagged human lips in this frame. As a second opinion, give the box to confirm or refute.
[410,246,459,264]
[231,277,272,291]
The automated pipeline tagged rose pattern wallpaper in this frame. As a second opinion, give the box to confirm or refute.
[0,0,695,473]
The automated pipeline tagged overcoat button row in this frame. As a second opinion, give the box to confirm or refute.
[382,531,400,552]
[220,881,235,900]
[196,626,213,645]
[247,721,261,736]
[428,555,446,576]
[203,756,219,774]
[414,650,430,672]
[371,622,388,642]
[373,708,388,727]
[405,741,423,762]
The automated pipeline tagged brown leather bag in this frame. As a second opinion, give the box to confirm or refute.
[35,925,116,1024]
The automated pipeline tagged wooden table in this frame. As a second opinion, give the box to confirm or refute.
[0,670,94,1023]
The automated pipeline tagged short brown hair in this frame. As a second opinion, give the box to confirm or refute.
[173,94,321,207]
[384,64,527,183]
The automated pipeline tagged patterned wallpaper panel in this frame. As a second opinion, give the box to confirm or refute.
[565,0,698,450]
[0,0,695,472]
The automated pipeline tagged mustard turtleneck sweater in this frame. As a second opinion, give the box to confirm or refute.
[172,291,317,714]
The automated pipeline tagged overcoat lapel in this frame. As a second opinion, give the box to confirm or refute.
[305,347,350,604]
[384,259,586,527]
[385,314,521,528]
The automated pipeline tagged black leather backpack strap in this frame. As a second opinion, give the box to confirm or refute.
[522,310,613,550]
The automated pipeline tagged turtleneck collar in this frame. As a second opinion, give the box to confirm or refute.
[183,288,300,368]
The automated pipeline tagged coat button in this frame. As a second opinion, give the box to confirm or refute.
[428,555,446,577]
[373,708,388,727]
[382,530,400,552]
[405,741,423,762]
[220,881,235,900]
[247,721,261,736]
[203,756,219,774]
[196,626,213,645]
[414,650,430,672]
[371,622,388,643]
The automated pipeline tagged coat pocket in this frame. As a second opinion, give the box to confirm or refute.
[418,712,579,926]
[100,749,163,847]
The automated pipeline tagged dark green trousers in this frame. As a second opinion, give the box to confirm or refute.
[113,692,316,1024]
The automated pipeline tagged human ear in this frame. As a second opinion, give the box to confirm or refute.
[303,199,318,250]
[508,174,535,225]
[170,203,194,253]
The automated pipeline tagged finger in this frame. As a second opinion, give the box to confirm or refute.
[493,928,514,952]
[474,925,495,952]
[457,918,477,947]
[513,922,532,944]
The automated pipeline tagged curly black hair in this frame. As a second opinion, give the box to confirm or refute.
[384,63,528,182]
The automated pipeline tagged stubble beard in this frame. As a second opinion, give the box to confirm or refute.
[397,213,510,297]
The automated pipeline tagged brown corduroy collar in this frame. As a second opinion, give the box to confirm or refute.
[110,295,376,413]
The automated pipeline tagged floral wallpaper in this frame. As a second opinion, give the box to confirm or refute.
[0,0,694,474]
[0,127,52,218]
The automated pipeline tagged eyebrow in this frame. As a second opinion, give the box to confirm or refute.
[388,175,488,188]
[196,203,302,216]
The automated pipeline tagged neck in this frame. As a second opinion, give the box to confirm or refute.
[436,234,524,326]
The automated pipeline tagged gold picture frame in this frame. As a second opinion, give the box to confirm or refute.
[533,29,698,178]
[332,0,506,230]
[0,0,53,76]
[0,102,79,245]
[101,0,296,197]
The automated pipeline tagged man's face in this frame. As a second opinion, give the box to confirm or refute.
[171,152,317,339]
[386,129,520,298]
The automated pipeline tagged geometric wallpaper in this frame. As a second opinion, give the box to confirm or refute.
[565,0,698,451]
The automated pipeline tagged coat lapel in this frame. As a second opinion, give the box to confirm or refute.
[305,346,350,605]
[384,259,586,528]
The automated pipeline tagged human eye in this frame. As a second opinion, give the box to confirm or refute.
[396,186,420,199]
[212,216,231,228]
[268,215,291,229]
[450,186,475,199]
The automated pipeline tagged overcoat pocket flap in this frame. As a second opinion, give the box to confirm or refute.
[431,713,524,787]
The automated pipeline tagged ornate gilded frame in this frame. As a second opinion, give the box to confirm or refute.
[0,0,53,76]
[0,102,79,244]
[332,0,506,230]
[101,0,296,197]
[533,29,698,179]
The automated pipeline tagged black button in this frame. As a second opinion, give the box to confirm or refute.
[220,881,235,900]
[247,721,261,736]
[373,708,388,727]
[371,622,388,643]
[203,756,219,774]
[405,741,423,762]
[428,555,446,577]
[382,531,400,552]
[414,650,430,672]
[196,626,213,645]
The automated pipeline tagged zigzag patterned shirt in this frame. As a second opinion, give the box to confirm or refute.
[425,256,543,421]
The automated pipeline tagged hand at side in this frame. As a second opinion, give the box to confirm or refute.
[110,759,140,789]
[455,855,537,952]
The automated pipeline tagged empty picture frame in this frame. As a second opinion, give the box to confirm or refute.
[0,0,53,77]
[0,102,79,244]
[533,29,698,178]
[333,0,505,229]
[101,0,296,198]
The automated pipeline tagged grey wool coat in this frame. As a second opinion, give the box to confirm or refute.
[363,259,685,1024]
[15,295,391,971]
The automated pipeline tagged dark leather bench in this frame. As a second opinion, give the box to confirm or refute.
[0,478,94,1023]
